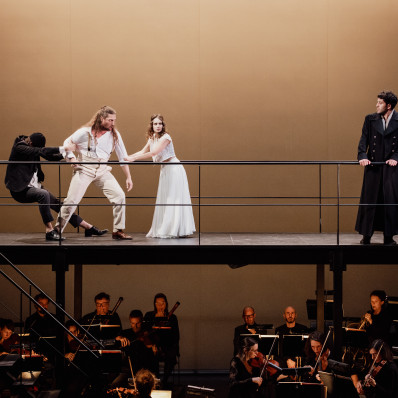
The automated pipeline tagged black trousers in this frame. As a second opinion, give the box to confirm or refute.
[11,187,83,227]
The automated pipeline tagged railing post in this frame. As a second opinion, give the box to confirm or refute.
[319,164,322,233]
[337,164,340,245]
[58,164,62,245]
[198,164,201,246]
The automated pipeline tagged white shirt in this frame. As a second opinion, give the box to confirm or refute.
[383,109,395,130]
[150,133,176,163]
[64,127,128,164]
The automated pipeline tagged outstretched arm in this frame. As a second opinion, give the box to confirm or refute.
[125,137,170,162]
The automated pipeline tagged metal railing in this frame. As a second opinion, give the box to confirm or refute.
[0,159,385,245]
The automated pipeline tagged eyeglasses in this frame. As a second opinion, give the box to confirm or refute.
[96,302,110,307]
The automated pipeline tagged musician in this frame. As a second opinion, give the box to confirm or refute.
[64,320,80,362]
[144,293,179,388]
[275,306,308,335]
[355,339,398,398]
[229,336,276,398]
[362,290,394,346]
[234,306,262,355]
[80,292,126,343]
[302,331,331,382]
[110,369,157,398]
[24,293,59,359]
[120,310,158,375]
[0,319,18,356]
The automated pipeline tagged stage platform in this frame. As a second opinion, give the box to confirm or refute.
[0,232,396,265]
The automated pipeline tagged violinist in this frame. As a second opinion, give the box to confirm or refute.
[233,306,262,356]
[302,331,331,382]
[64,320,81,362]
[361,290,394,346]
[109,369,157,398]
[120,310,158,375]
[229,337,276,398]
[0,319,19,356]
[144,293,179,388]
[355,339,398,398]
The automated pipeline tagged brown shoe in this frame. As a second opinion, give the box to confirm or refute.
[112,230,132,240]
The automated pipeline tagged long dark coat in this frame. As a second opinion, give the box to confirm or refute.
[355,111,398,236]
[4,135,62,192]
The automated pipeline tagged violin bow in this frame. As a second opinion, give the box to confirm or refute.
[313,327,332,372]
[257,333,279,389]
[127,356,138,393]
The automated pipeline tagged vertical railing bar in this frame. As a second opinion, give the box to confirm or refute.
[337,164,340,245]
[319,164,322,234]
[58,164,62,245]
[198,164,201,246]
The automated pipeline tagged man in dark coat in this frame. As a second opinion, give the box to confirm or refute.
[5,132,107,240]
[356,90,398,245]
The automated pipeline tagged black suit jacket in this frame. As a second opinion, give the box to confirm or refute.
[5,135,63,192]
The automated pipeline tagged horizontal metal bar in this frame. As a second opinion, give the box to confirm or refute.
[0,159,379,165]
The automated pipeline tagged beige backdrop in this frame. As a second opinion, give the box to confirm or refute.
[1,0,398,370]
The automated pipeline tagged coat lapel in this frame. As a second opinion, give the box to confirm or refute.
[385,111,398,135]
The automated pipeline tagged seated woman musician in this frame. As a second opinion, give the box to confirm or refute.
[302,330,332,382]
[229,336,277,398]
[144,293,179,388]
[0,319,19,356]
[354,339,398,398]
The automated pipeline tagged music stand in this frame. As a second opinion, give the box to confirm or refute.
[186,385,215,398]
[258,335,279,357]
[342,328,368,349]
[280,334,308,358]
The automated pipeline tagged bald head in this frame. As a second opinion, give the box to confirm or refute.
[283,306,297,326]
[242,306,256,326]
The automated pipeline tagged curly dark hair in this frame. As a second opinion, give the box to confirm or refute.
[378,91,398,110]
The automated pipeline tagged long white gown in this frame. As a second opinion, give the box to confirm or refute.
[146,133,196,238]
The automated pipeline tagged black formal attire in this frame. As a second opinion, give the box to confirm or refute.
[275,323,308,363]
[5,135,83,227]
[228,356,276,398]
[144,311,179,386]
[275,323,308,335]
[364,360,398,398]
[365,308,394,346]
[356,111,398,238]
[233,323,261,355]
[25,312,59,358]
[120,328,158,375]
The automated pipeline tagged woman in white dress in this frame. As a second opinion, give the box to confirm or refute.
[125,114,196,238]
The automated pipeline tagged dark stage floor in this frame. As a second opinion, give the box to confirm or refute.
[0,231,379,247]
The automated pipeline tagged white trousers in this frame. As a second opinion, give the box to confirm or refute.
[57,161,126,232]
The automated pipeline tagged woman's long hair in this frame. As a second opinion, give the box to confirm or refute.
[146,114,169,140]
[237,336,258,362]
[370,339,393,362]
[85,105,119,146]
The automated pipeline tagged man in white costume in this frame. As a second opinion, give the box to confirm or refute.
[56,106,133,240]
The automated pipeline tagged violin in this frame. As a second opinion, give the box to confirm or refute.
[249,352,280,377]
[107,387,138,397]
